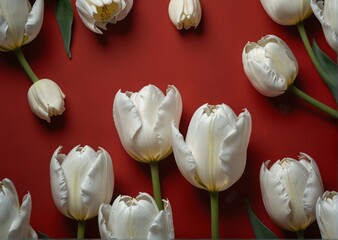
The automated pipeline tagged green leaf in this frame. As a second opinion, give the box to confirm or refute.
[246,199,277,239]
[312,39,338,103]
[37,231,49,239]
[55,0,73,59]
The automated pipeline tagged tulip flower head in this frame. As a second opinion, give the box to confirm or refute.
[76,0,133,34]
[260,153,324,232]
[311,0,338,52]
[113,84,182,163]
[0,0,44,51]
[171,103,252,192]
[260,0,312,25]
[27,79,66,122]
[242,34,298,97]
[168,0,202,30]
[0,178,37,238]
[316,191,338,239]
[98,192,174,239]
[50,145,114,221]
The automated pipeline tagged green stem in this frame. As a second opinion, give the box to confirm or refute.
[150,161,163,210]
[296,230,304,239]
[297,21,331,85]
[77,220,85,239]
[13,47,39,83]
[210,191,219,240]
[288,84,338,119]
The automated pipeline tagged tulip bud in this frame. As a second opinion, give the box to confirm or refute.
[311,0,338,52]
[259,0,312,25]
[50,145,114,221]
[0,178,37,239]
[316,191,338,239]
[27,79,65,123]
[260,153,324,232]
[98,192,174,239]
[76,0,133,34]
[168,0,202,30]
[0,0,44,51]
[242,35,298,97]
[171,103,252,192]
[113,84,182,163]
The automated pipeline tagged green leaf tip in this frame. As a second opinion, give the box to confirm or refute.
[55,0,73,59]
[245,199,277,239]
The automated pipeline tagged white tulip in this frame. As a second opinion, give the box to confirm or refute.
[171,103,251,192]
[99,192,174,239]
[0,178,37,239]
[260,153,324,232]
[311,0,338,52]
[113,84,182,163]
[260,0,312,25]
[27,79,65,123]
[0,0,44,51]
[50,145,114,221]
[76,0,133,34]
[168,0,202,30]
[316,191,338,239]
[242,35,298,97]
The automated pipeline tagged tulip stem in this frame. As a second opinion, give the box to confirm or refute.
[210,191,219,240]
[296,230,304,239]
[77,220,85,239]
[297,21,332,88]
[150,162,163,210]
[288,85,338,119]
[13,48,39,83]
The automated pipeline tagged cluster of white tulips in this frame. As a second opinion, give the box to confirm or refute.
[0,0,337,239]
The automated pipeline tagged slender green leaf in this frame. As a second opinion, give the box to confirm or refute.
[246,199,277,239]
[312,39,338,103]
[55,0,73,59]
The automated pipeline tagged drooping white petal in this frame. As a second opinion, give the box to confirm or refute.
[168,0,184,27]
[171,123,199,188]
[23,0,44,45]
[81,147,114,220]
[76,0,103,34]
[7,193,36,238]
[50,146,69,218]
[218,109,251,191]
[115,0,133,22]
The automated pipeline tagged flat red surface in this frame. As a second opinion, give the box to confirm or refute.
[0,0,337,238]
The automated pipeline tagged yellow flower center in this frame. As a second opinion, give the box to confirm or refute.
[93,2,120,22]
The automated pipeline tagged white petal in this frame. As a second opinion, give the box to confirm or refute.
[81,147,114,220]
[153,85,182,160]
[98,204,114,240]
[50,146,69,218]
[260,161,292,231]
[115,0,133,22]
[171,123,199,189]
[218,109,251,191]
[23,0,44,45]
[168,0,184,29]
[0,15,10,51]
[8,193,34,238]
[76,0,103,34]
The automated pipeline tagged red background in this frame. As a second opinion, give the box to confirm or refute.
[0,0,337,238]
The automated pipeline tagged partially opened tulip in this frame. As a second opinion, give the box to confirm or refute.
[316,191,338,239]
[311,0,338,52]
[113,84,182,210]
[99,192,174,239]
[260,153,323,237]
[0,0,66,122]
[50,145,114,239]
[259,0,312,26]
[171,103,252,239]
[168,0,202,30]
[76,0,133,34]
[243,34,338,119]
[0,178,37,239]
[28,79,65,122]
